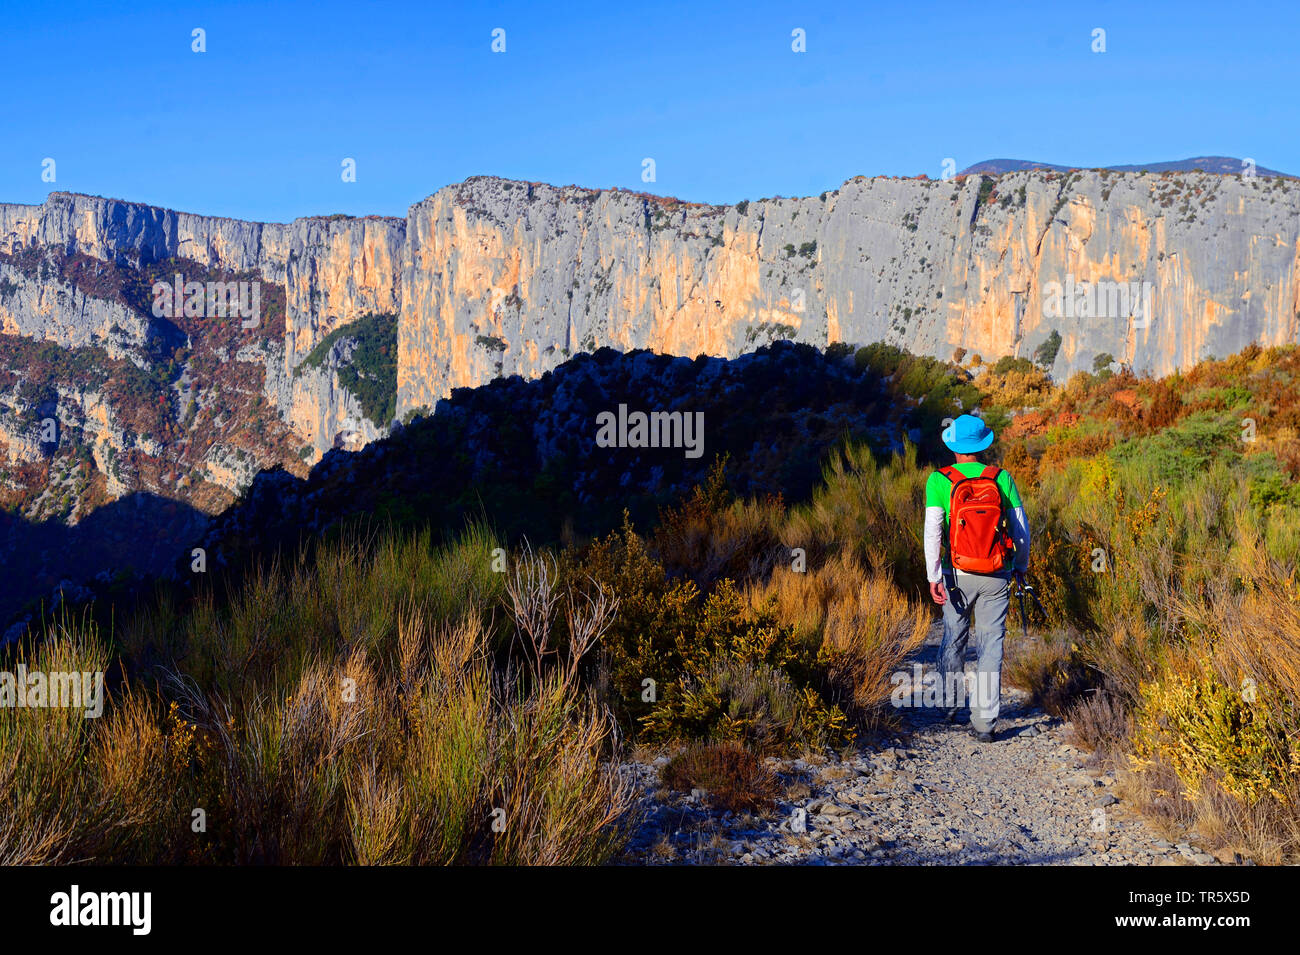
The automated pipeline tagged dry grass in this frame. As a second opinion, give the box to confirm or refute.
[745,551,930,728]
[819,561,931,722]
[1182,776,1300,865]
[1064,691,1133,757]
[1003,634,1101,717]
[661,742,783,813]
[651,457,786,589]
[1,531,640,865]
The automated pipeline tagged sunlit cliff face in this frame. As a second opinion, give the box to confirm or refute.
[396,170,1300,417]
[2,167,1297,507]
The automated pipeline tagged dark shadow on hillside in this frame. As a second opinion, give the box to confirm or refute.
[3,340,964,637]
[0,492,208,637]
[198,341,934,579]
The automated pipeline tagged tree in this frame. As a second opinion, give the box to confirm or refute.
[1033,329,1062,370]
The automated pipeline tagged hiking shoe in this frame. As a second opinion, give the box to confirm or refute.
[971,728,995,743]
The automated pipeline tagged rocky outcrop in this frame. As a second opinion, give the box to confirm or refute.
[197,341,909,568]
[0,260,151,358]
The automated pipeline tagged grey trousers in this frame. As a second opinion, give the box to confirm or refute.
[938,572,1010,734]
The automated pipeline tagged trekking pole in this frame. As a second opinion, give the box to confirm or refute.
[1014,575,1031,642]
[1023,580,1049,622]
[1013,574,1049,641]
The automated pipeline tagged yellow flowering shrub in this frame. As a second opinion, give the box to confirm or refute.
[1133,669,1296,804]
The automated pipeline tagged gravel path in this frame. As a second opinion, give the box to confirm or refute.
[619,625,1238,866]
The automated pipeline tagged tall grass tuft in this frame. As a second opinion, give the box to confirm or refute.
[3,530,637,865]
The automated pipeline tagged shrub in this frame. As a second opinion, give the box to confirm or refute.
[1033,330,1062,369]
[650,456,785,589]
[817,561,930,723]
[991,355,1037,376]
[661,742,783,813]
[1133,669,1295,804]
[581,512,853,752]
[1003,635,1102,717]
[782,441,929,594]
[1110,411,1241,485]
[976,362,1053,409]
[1064,691,1133,756]
[746,552,929,727]
[643,656,851,754]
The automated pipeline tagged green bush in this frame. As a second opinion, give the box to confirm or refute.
[992,355,1037,376]
[1110,410,1240,485]
[1033,329,1062,369]
[577,514,852,753]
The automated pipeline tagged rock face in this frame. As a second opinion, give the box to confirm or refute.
[0,191,404,372]
[279,215,405,368]
[396,171,1300,415]
[0,258,150,359]
[0,192,283,275]
[2,169,1298,528]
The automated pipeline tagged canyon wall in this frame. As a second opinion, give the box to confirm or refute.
[396,170,1300,415]
[0,193,404,458]
[3,169,1298,510]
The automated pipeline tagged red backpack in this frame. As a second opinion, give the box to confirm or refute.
[941,465,1013,574]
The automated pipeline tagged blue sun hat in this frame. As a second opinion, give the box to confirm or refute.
[942,414,995,453]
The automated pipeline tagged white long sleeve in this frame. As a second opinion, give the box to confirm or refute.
[923,506,945,583]
[1008,505,1031,572]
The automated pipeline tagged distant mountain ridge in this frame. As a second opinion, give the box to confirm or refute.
[960,156,1294,178]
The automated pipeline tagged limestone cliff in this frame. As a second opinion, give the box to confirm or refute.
[3,168,1299,526]
[396,170,1300,415]
[0,192,404,377]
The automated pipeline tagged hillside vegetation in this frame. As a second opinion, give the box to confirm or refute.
[296,312,398,427]
[4,341,1298,863]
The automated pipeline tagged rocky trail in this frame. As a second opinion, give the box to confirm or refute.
[619,625,1240,866]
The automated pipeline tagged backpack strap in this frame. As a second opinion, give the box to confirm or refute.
[939,466,963,485]
[980,465,1002,481]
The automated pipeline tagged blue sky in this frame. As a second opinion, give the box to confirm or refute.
[2,0,1296,222]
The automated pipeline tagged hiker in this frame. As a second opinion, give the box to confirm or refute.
[923,414,1030,742]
